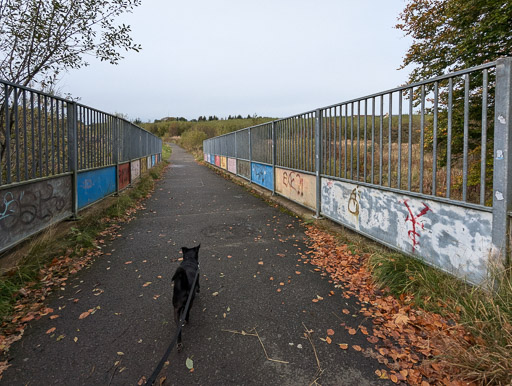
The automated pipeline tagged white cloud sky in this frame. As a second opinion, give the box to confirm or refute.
[60,0,413,122]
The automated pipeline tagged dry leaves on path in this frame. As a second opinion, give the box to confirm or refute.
[302,226,473,385]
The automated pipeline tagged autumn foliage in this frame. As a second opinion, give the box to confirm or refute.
[301,225,495,385]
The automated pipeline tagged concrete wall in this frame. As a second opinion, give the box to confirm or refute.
[118,163,131,190]
[251,162,274,191]
[77,167,117,209]
[0,176,72,251]
[275,168,316,209]
[321,178,492,284]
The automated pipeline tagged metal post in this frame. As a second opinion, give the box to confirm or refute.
[491,57,512,270]
[67,102,79,219]
[272,121,276,195]
[315,109,322,218]
[249,127,252,183]
[114,118,120,195]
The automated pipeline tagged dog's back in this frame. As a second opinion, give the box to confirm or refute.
[172,244,200,351]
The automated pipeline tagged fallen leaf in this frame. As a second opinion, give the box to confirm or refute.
[74,337,78,343]
[353,345,362,351]
[125,261,132,265]
[143,282,152,287]
[348,328,357,335]
[79,311,91,320]
[56,335,65,341]
[342,309,350,314]
[186,357,194,370]
[325,337,332,344]
[50,315,59,320]
[117,352,124,356]
[327,329,335,336]
[339,343,348,349]
[46,327,56,334]
[390,374,398,383]
[258,261,264,265]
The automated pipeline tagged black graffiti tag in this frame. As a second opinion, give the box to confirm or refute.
[0,184,66,230]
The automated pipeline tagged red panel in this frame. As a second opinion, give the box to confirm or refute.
[118,162,130,190]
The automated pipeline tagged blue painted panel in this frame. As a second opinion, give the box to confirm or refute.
[209,154,213,164]
[152,155,156,166]
[77,167,116,209]
[251,162,274,191]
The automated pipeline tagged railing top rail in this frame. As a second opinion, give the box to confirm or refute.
[0,77,161,140]
[207,60,499,136]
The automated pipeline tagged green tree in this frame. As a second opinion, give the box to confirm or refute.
[0,0,141,89]
[396,0,512,200]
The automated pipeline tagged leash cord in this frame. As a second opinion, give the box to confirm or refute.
[146,268,200,385]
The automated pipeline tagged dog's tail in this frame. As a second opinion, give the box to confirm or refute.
[172,266,188,287]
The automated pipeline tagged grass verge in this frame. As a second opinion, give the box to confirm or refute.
[0,151,170,328]
[369,251,512,385]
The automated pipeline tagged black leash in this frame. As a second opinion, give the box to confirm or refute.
[146,267,200,385]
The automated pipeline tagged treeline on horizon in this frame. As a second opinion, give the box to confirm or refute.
[140,114,276,152]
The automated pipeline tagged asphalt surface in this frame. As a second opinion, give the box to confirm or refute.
[1,144,391,385]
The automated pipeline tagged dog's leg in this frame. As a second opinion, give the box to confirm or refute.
[196,280,200,294]
[175,307,183,352]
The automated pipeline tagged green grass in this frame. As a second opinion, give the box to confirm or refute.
[369,251,512,384]
[0,159,168,325]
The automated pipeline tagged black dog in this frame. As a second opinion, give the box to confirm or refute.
[172,244,200,351]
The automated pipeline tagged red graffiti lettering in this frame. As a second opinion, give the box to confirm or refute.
[403,200,431,252]
[282,171,304,196]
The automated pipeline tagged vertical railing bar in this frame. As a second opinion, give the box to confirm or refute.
[14,88,20,182]
[4,85,11,184]
[388,93,392,187]
[371,97,375,184]
[30,92,36,178]
[344,104,348,178]
[328,108,332,176]
[432,82,439,196]
[419,84,425,193]
[50,98,55,176]
[62,101,67,172]
[408,88,413,191]
[480,69,488,205]
[463,74,470,201]
[364,99,367,182]
[379,95,383,185]
[44,95,49,175]
[23,90,28,180]
[397,90,403,190]
[37,94,43,177]
[350,102,354,180]
[357,101,360,181]
[56,99,61,175]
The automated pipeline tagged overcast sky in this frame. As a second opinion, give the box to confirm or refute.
[61,0,413,122]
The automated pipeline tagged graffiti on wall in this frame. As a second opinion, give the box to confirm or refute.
[0,176,72,251]
[131,160,141,182]
[321,177,492,284]
[251,162,274,191]
[221,156,227,170]
[215,155,221,167]
[77,167,116,209]
[119,162,131,190]
[204,153,208,162]
[228,158,237,174]
[402,199,431,252]
[152,155,156,166]
[275,168,316,209]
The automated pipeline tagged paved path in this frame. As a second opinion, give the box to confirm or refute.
[2,144,388,385]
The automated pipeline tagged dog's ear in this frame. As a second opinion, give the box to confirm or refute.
[181,247,189,254]
[194,244,201,251]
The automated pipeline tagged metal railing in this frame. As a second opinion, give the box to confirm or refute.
[0,78,162,253]
[0,80,161,186]
[204,57,512,283]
